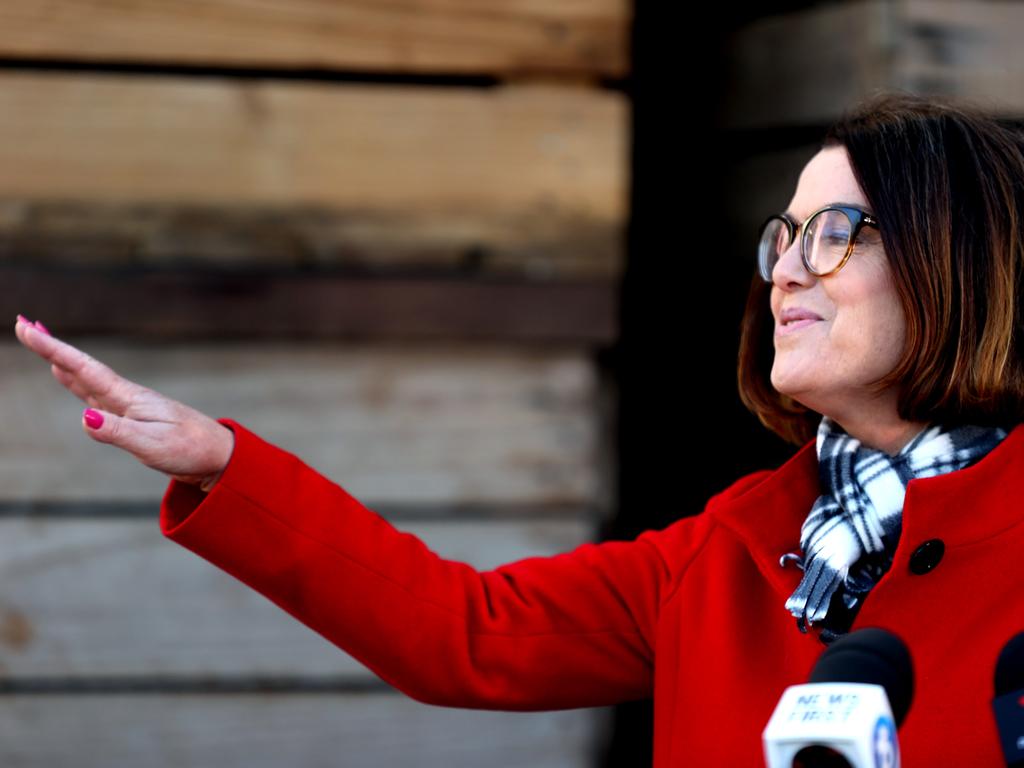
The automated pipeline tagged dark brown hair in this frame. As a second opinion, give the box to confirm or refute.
[737,90,1024,446]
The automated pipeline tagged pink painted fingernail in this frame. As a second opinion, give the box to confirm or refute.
[83,408,103,429]
[34,321,50,336]
[17,314,31,325]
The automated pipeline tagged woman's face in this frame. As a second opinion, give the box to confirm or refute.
[769,146,906,420]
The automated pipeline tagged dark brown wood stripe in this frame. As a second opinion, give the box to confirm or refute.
[0,200,624,281]
[5,267,617,344]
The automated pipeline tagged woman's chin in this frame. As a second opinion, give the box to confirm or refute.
[769,377,817,409]
[769,370,807,397]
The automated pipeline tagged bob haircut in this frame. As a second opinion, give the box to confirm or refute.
[737,91,1024,446]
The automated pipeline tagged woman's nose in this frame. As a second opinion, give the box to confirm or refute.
[772,237,812,289]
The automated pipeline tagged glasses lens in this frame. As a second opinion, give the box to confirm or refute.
[804,209,852,275]
[757,218,790,281]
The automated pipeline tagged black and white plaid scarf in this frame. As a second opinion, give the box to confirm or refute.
[781,415,1009,637]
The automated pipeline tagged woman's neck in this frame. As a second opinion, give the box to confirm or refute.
[815,389,930,455]
[827,414,931,455]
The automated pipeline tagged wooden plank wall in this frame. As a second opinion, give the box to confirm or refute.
[0,2,630,766]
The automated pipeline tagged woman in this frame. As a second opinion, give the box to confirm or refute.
[14,91,1024,764]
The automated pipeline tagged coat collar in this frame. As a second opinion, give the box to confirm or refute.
[710,422,1024,599]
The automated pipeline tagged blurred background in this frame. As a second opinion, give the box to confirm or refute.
[1,1,1020,765]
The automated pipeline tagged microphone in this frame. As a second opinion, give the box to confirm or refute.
[763,627,914,768]
[992,632,1024,766]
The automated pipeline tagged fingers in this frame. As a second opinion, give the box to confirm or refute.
[14,317,137,413]
[16,316,90,372]
[51,363,100,407]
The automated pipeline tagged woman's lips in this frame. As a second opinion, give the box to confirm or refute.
[775,318,820,337]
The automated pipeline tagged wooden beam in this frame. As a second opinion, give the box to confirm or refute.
[0,74,627,222]
[0,200,623,281]
[0,73,627,280]
[0,694,604,767]
[0,515,596,677]
[0,0,630,78]
[3,341,612,505]
[5,267,617,343]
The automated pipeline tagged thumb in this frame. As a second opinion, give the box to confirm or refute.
[82,407,124,445]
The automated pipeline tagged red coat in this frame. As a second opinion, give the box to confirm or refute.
[160,417,1024,765]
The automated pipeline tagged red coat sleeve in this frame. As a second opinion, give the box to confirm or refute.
[159,417,713,711]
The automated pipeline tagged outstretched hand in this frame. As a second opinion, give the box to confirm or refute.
[13,315,235,490]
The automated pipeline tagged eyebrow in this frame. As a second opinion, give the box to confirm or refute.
[784,202,874,219]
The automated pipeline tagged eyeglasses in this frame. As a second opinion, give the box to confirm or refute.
[756,204,880,283]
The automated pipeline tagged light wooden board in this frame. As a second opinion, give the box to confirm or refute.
[0,0,630,77]
[3,340,614,508]
[0,72,626,280]
[0,515,596,678]
[0,72,627,224]
[0,694,611,768]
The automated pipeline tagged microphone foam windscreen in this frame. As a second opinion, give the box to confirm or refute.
[994,632,1024,697]
[808,626,914,727]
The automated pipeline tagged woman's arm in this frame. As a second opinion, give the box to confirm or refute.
[11,316,706,712]
[162,417,709,711]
